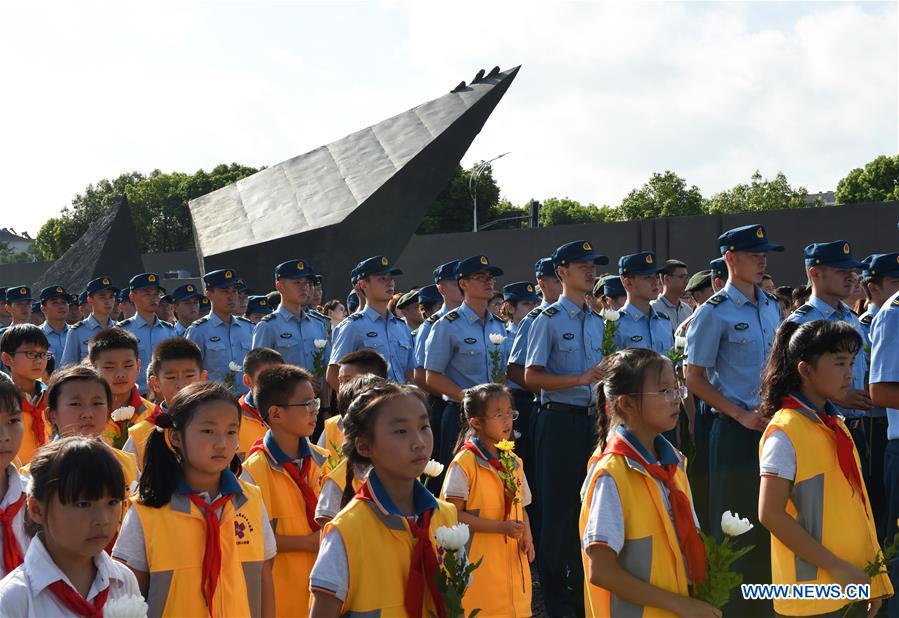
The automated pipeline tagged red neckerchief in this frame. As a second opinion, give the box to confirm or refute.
[187,493,234,615]
[459,440,512,520]
[238,394,265,424]
[0,493,25,573]
[603,433,707,585]
[781,395,866,506]
[146,402,165,425]
[46,580,109,618]
[21,387,47,448]
[354,481,446,618]
[246,438,320,531]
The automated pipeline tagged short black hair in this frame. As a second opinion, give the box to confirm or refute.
[254,365,314,422]
[337,348,388,379]
[762,273,774,282]
[147,337,203,377]
[0,324,49,356]
[0,380,23,415]
[47,365,112,413]
[88,328,139,363]
[243,347,284,378]
[660,259,688,276]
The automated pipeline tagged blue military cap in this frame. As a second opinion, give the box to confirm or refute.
[116,288,132,303]
[5,286,32,303]
[456,255,503,280]
[347,290,360,313]
[862,253,899,278]
[433,260,460,283]
[534,257,556,278]
[601,275,626,298]
[39,285,68,302]
[129,272,162,290]
[247,295,273,315]
[160,294,174,304]
[202,269,240,289]
[31,301,41,314]
[78,291,89,305]
[418,284,442,304]
[619,252,664,277]
[86,276,119,295]
[709,258,727,280]
[804,240,865,269]
[502,281,540,302]
[718,224,783,255]
[199,295,210,308]
[0,288,5,302]
[171,283,202,302]
[551,240,609,267]
[276,258,317,280]
[68,293,79,306]
[357,255,402,279]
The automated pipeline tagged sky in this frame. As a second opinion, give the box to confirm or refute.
[1,1,896,238]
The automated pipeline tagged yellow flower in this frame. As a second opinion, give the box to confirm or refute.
[495,439,515,453]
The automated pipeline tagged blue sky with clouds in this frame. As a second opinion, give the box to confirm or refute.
[1,1,895,236]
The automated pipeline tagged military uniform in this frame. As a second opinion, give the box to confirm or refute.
[60,277,119,367]
[614,252,675,354]
[171,283,202,337]
[37,286,69,366]
[117,273,176,393]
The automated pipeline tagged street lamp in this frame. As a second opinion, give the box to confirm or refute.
[469,152,510,232]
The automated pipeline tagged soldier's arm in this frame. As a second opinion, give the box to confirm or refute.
[425,370,464,403]
[524,365,599,393]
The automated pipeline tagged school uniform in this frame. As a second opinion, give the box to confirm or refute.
[122,402,164,472]
[759,393,892,615]
[314,459,369,525]
[441,438,532,617]
[17,382,49,465]
[112,470,276,617]
[236,392,267,461]
[241,431,327,617]
[309,470,457,617]
[0,535,141,617]
[0,465,29,579]
[100,386,154,450]
[316,415,344,467]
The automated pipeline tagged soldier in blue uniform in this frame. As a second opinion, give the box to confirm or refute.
[117,273,177,394]
[66,293,81,326]
[252,259,329,388]
[524,241,606,617]
[597,274,626,312]
[186,269,254,395]
[117,287,136,321]
[0,289,9,330]
[171,283,202,336]
[38,286,70,370]
[684,224,783,615]
[197,294,211,318]
[860,253,899,336]
[424,255,508,468]
[709,256,727,293]
[417,284,443,321]
[29,302,43,326]
[2,285,32,330]
[613,251,675,354]
[60,277,119,368]
[327,255,413,388]
[245,295,273,324]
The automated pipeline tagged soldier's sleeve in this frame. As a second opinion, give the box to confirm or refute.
[685,305,722,369]
[413,322,430,368]
[60,329,79,367]
[525,314,551,369]
[184,325,206,358]
[423,320,451,373]
[870,307,899,386]
[328,321,353,366]
[251,320,270,350]
[508,319,531,366]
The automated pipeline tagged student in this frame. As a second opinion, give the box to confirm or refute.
[580,349,718,618]
[309,382,458,617]
[87,328,154,448]
[0,381,29,578]
[60,277,119,367]
[0,325,51,464]
[112,381,276,617]
[758,320,892,616]
[441,383,534,617]
[317,349,389,464]
[122,338,207,469]
[0,438,141,616]
[237,348,284,460]
[241,365,328,616]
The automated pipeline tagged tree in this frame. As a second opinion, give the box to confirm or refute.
[0,242,34,264]
[835,154,899,204]
[704,171,816,214]
[618,171,704,220]
[538,197,616,226]
[416,163,501,234]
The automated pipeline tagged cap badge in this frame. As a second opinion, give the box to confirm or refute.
[479,256,488,265]
[187,285,194,292]
[56,287,62,293]
[646,254,653,264]
[380,257,389,266]
[19,287,25,294]
[296,262,304,270]
[102,278,110,285]
[582,242,592,251]
[260,300,267,305]
[527,284,534,292]
[225,271,233,279]
[148,274,157,282]
[843,243,850,255]
[756,227,764,239]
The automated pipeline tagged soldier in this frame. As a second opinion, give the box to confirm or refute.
[38,286,70,368]
[66,294,81,326]
[2,286,32,329]
[614,251,675,354]
[0,289,9,329]
[234,278,251,317]
[171,283,202,336]
[245,295,273,324]
[117,273,177,394]
[396,289,423,333]
[709,257,727,293]
[117,288,136,320]
[60,277,119,367]
[197,295,211,318]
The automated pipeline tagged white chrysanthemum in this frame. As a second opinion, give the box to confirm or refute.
[488,333,506,345]
[422,459,444,478]
[103,594,149,618]
[601,308,620,322]
[314,339,327,349]
[228,361,241,372]
[110,406,135,422]
[675,335,687,349]
[435,523,470,551]
[721,510,754,537]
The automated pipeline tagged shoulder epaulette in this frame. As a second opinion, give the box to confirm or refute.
[115,319,128,328]
[426,313,440,324]
[656,311,670,320]
[794,304,813,316]
[161,320,175,328]
[348,313,364,321]
[892,297,899,308]
[70,321,83,330]
[444,310,460,322]
[260,313,276,322]
[543,307,559,317]
[707,293,726,307]
[191,316,210,326]
[860,314,873,326]
[527,307,543,318]
[236,316,253,324]
[765,291,779,303]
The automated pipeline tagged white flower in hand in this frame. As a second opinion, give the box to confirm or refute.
[110,406,135,422]
[422,459,444,478]
[675,335,687,349]
[489,333,506,345]
[314,338,327,349]
[435,523,470,551]
[601,308,620,322]
[721,510,754,537]
[228,361,241,372]
[104,593,149,618]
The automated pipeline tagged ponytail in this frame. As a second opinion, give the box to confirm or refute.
[596,380,611,452]
[758,321,801,418]
[455,383,510,455]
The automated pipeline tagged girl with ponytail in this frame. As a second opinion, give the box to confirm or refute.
[579,348,719,618]
[758,319,891,616]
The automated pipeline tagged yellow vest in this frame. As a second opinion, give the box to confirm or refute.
[128,419,154,471]
[761,407,893,615]
[132,480,266,617]
[440,448,531,617]
[237,414,267,461]
[579,447,691,618]
[323,415,344,465]
[241,440,327,617]
[326,496,457,616]
[323,458,366,494]
[101,394,154,448]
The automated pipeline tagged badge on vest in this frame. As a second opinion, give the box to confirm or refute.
[366,332,378,338]
[234,513,254,546]
[735,323,749,331]
[563,333,575,340]
[464,337,477,344]
[630,335,643,342]
[280,332,292,339]
[210,336,221,342]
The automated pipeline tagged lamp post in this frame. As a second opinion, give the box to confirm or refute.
[469,152,510,232]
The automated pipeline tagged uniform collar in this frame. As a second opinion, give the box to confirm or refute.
[622,302,651,321]
[557,295,586,317]
[243,390,256,408]
[809,294,849,319]
[1,463,25,509]
[722,282,766,307]
[539,300,551,310]
[366,469,438,517]
[615,425,678,465]
[262,429,311,465]
[363,305,394,324]
[865,306,880,318]
[40,321,67,335]
[175,470,244,497]
[132,312,159,329]
[276,305,307,322]
[470,436,497,461]
[25,535,129,599]
[655,294,679,310]
[208,311,245,329]
[459,301,496,325]
[788,391,839,417]
[87,314,111,329]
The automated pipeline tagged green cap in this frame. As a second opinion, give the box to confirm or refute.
[685,270,713,293]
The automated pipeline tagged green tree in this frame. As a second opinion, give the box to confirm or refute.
[538,197,615,226]
[835,154,899,203]
[417,163,501,234]
[0,242,34,264]
[481,199,529,230]
[618,171,704,220]
[704,171,816,214]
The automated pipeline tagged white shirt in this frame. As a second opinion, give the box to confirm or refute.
[0,535,141,617]
[442,462,533,506]
[314,463,371,525]
[759,429,798,481]
[0,465,30,579]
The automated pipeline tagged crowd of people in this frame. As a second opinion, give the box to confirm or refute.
[0,221,896,617]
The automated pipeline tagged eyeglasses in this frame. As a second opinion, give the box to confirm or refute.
[485,409,519,421]
[627,386,688,403]
[277,398,320,412]
[466,273,496,283]
[13,351,53,360]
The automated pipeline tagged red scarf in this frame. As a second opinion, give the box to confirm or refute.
[246,438,319,530]
[187,493,234,614]
[21,389,47,448]
[146,402,165,425]
[238,395,265,424]
[355,481,445,618]
[603,433,707,585]
[459,441,513,519]
[0,493,25,573]
[781,395,866,506]
[46,580,109,618]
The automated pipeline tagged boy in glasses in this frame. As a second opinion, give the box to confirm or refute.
[0,324,51,462]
